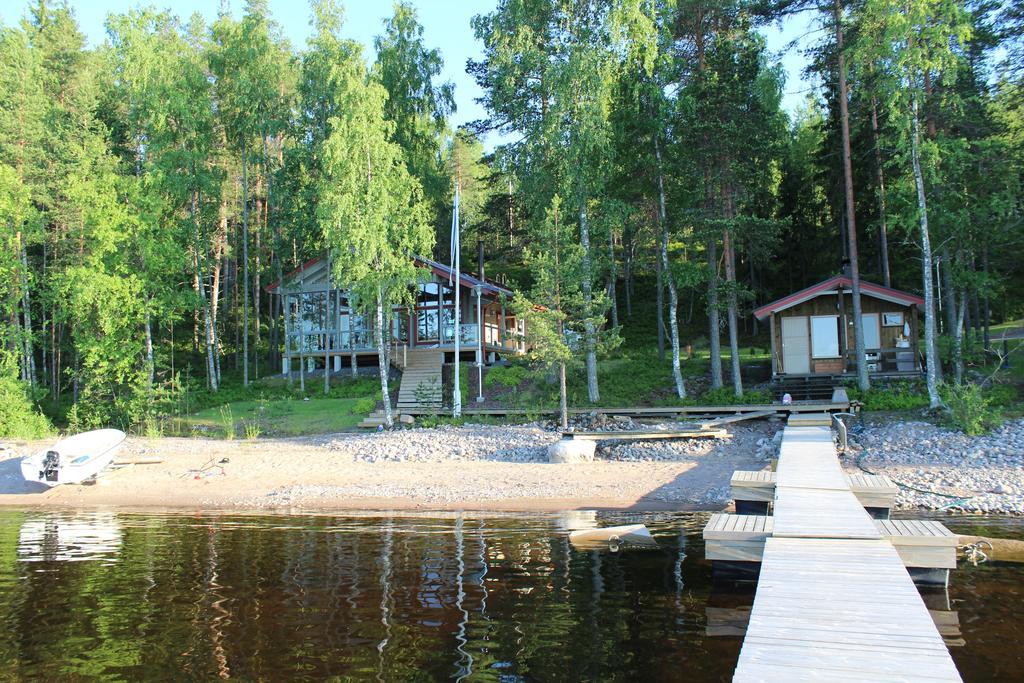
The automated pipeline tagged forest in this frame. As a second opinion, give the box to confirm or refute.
[1,0,1022,436]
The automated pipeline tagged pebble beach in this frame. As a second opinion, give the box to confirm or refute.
[848,418,1024,515]
[0,416,1020,514]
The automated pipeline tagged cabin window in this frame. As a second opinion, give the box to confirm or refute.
[861,313,881,349]
[882,312,903,327]
[810,315,840,358]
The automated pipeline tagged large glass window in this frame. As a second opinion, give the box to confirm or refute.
[413,279,454,346]
[417,309,439,344]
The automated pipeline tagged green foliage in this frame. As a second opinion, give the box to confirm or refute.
[351,396,376,415]
[218,405,236,440]
[941,383,1000,435]
[846,381,931,411]
[0,359,51,439]
[184,392,375,438]
[699,387,772,406]
[984,383,1018,408]
[484,364,531,389]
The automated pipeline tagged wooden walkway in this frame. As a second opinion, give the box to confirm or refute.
[732,421,962,682]
[400,400,849,417]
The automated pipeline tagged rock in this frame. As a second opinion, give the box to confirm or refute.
[547,439,596,463]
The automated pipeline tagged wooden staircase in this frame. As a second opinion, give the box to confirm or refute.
[396,349,444,413]
[357,410,414,429]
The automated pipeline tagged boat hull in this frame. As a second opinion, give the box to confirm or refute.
[20,429,126,487]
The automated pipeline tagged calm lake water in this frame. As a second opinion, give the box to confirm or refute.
[0,509,1020,681]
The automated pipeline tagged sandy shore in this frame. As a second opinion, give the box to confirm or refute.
[0,423,774,512]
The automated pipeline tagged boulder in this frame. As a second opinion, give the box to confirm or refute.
[547,439,596,463]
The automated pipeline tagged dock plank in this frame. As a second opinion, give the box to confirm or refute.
[772,487,881,540]
[727,419,961,681]
[734,537,962,682]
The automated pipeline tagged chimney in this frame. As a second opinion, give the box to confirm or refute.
[840,258,852,278]
[478,241,485,282]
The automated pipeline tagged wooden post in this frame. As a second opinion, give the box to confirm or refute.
[283,293,291,379]
[837,288,848,371]
[499,302,506,349]
[770,314,777,376]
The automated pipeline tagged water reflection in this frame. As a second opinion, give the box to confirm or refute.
[0,511,1016,681]
[17,512,122,564]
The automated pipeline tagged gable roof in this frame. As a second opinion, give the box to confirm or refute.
[265,254,514,298]
[753,275,925,321]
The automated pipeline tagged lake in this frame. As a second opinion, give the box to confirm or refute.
[0,510,1020,681]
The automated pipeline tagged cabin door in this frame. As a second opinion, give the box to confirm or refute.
[781,316,810,374]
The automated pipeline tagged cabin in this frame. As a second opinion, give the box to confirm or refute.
[754,275,924,378]
[266,253,526,374]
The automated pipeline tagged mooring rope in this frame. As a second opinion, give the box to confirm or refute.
[850,436,976,508]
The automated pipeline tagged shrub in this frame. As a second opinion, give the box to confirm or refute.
[484,364,531,389]
[846,381,930,411]
[942,383,1000,435]
[0,367,51,439]
[218,405,236,440]
[351,396,376,415]
[984,382,1018,408]
[700,387,772,405]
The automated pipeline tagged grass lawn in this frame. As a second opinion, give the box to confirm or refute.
[183,396,373,438]
[991,318,1024,333]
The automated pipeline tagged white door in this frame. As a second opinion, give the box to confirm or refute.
[861,313,880,349]
[781,316,810,374]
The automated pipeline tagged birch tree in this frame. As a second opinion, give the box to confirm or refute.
[855,0,971,407]
[318,48,432,429]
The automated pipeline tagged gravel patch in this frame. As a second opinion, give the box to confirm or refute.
[319,424,561,463]
[848,418,1024,514]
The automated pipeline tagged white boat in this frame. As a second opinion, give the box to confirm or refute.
[20,429,126,487]
[568,523,658,550]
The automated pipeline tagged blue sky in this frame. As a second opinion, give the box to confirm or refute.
[0,0,818,145]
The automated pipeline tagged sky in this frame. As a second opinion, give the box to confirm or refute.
[0,0,818,146]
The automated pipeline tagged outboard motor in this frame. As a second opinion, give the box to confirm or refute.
[40,451,60,483]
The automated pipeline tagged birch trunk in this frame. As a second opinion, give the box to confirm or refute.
[953,288,967,384]
[607,228,618,329]
[941,246,956,336]
[911,94,941,408]
[324,254,332,395]
[656,236,665,361]
[144,308,154,392]
[559,361,568,430]
[982,243,991,351]
[18,239,36,386]
[192,190,218,392]
[656,140,685,398]
[870,94,892,288]
[707,238,723,390]
[723,227,743,396]
[579,200,599,403]
[376,289,393,429]
[242,144,250,386]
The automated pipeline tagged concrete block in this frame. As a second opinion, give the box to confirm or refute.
[547,439,596,463]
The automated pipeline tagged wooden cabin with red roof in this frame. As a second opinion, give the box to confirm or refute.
[265,251,525,374]
[753,275,924,378]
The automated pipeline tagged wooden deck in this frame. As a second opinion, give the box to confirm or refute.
[399,400,849,417]
[734,538,962,682]
[731,470,898,509]
[727,419,962,682]
[563,428,728,441]
[704,513,958,572]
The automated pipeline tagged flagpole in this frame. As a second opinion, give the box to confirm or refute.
[452,183,462,418]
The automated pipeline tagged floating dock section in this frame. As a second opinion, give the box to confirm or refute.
[707,417,963,682]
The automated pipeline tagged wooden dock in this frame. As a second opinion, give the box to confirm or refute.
[724,420,962,682]
[399,400,849,418]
